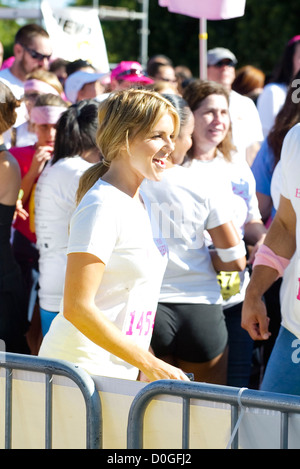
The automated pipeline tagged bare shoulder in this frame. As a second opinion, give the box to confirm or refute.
[0,150,21,202]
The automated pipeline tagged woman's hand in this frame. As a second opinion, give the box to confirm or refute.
[30,145,53,177]
[141,355,191,382]
[13,198,29,222]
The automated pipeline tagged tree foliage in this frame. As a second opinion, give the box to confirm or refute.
[1,0,300,78]
[73,0,300,77]
[0,6,23,58]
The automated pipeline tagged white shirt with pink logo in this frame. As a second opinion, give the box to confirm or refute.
[39,179,168,379]
[279,123,300,339]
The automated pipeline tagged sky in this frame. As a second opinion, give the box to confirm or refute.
[47,0,71,7]
[1,0,72,8]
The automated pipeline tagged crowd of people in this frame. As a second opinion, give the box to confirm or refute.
[1,22,300,395]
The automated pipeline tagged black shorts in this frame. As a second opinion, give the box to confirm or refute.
[151,302,228,363]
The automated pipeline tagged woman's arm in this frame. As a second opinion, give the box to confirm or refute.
[21,146,52,204]
[63,252,190,382]
[243,219,267,264]
[0,152,21,205]
[208,221,246,272]
[256,192,273,224]
[242,195,296,340]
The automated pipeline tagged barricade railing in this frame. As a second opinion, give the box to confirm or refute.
[127,380,300,449]
[0,352,102,449]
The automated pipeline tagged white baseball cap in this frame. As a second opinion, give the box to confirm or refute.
[207,48,237,66]
[65,70,107,103]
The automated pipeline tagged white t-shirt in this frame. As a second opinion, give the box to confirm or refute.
[39,179,168,379]
[35,156,94,311]
[270,159,281,211]
[141,164,233,304]
[14,121,37,148]
[187,154,262,308]
[275,123,300,339]
[229,90,263,161]
[0,67,24,100]
[257,83,287,138]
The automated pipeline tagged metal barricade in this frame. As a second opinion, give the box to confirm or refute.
[127,380,300,449]
[0,352,102,449]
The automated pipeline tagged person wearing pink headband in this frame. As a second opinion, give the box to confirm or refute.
[12,69,65,148]
[9,93,69,352]
[30,105,68,125]
[24,79,60,96]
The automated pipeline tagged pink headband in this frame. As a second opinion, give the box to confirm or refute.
[288,35,300,46]
[30,105,66,124]
[24,79,60,96]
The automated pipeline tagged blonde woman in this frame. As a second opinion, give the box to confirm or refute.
[39,89,190,382]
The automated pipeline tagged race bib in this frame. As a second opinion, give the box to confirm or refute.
[217,271,241,300]
[124,310,155,338]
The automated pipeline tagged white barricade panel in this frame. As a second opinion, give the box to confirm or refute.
[189,399,231,449]
[1,367,300,449]
[92,375,145,449]
[0,369,87,449]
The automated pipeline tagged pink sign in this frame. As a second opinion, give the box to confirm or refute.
[158,0,246,20]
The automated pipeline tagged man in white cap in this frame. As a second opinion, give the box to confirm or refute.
[207,47,263,166]
[64,70,108,104]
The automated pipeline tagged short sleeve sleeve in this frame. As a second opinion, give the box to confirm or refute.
[280,124,300,201]
[67,202,119,265]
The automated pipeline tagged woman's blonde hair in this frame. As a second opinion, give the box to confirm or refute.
[76,88,180,204]
[183,79,236,162]
[25,68,64,96]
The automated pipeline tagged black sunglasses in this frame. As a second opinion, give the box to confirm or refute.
[117,68,146,79]
[20,43,52,62]
[214,59,236,68]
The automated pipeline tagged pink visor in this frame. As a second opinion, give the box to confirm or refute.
[24,79,60,96]
[30,105,67,124]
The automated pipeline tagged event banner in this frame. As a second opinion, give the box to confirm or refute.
[41,0,110,73]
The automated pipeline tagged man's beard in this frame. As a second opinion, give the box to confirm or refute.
[19,54,41,77]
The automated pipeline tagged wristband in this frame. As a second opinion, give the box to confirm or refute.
[253,244,290,278]
[216,240,246,263]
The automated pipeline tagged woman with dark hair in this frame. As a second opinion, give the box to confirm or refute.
[35,99,102,336]
[182,80,266,387]
[252,70,300,225]
[0,82,30,353]
[10,93,68,352]
[257,35,300,137]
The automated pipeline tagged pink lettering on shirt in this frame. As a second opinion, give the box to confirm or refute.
[125,310,155,336]
[295,188,300,198]
[154,238,168,256]
[297,278,300,300]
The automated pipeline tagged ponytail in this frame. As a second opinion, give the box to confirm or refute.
[76,161,109,205]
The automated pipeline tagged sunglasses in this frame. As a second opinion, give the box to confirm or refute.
[20,44,52,62]
[159,77,178,84]
[117,68,146,79]
[214,59,236,68]
[24,92,40,101]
